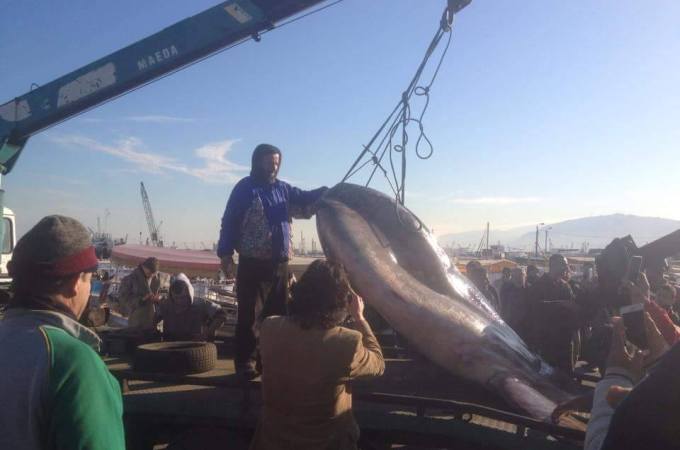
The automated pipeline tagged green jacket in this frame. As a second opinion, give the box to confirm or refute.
[0,308,125,450]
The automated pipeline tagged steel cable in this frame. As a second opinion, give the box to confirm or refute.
[342,6,457,209]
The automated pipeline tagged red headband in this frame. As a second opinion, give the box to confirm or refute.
[40,246,99,277]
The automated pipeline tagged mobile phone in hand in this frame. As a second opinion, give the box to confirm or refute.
[620,303,648,349]
[627,255,643,283]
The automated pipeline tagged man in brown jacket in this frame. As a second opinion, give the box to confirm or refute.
[118,257,161,330]
[250,260,384,450]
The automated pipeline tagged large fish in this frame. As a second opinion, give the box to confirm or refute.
[316,183,580,421]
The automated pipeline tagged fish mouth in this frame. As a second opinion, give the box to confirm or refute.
[318,183,499,318]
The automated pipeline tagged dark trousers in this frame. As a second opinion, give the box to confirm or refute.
[234,256,289,366]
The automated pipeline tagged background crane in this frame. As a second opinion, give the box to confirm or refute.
[140,182,163,247]
[0,0,330,248]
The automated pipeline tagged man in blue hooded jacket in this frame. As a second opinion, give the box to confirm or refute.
[217,143,327,378]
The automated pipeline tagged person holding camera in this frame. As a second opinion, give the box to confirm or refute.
[655,284,680,326]
[626,274,680,347]
[250,260,384,450]
[585,277,675,450]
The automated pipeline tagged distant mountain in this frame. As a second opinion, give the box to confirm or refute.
[439,214,680,250]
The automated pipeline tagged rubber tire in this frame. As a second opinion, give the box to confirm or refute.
[133,341,217,374]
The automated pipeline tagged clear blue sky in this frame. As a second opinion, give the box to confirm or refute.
[2,0,679,248]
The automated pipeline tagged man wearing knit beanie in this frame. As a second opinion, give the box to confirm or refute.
[0,215,125,450]
[142,256,160,273]
[118,255,161,330]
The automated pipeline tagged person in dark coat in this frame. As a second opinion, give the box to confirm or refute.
[499,267,512,310]
[216,143,327,379]
[467,265,500,312]
[526,264,540,288]
[500,267,530,340]
[157,273,226,341]
[527,254,581,372]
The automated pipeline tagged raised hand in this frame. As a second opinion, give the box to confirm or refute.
[348,291,365,322]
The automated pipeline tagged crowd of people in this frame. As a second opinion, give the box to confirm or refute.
[466,255,680,374]
[466,252,680,449]
[0,143,384,450]
[2,141,679,449]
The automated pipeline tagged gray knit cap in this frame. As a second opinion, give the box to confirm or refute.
[9,215,98,280]
[142,257,159,273]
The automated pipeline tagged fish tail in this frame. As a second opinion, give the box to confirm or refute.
[495,375,587,431]
[496,375,557,421]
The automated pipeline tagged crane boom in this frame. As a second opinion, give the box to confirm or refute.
[0,0,472,251]
[140,182,162,247]
[0,0,325,174]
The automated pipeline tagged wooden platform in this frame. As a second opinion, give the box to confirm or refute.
[106,335,587,449]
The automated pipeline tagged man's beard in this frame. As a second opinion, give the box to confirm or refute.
[252,167,277,184]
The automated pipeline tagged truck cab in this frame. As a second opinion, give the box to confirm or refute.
[0,207,16,284]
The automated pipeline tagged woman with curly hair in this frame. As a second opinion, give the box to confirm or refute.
[250,259,385,450]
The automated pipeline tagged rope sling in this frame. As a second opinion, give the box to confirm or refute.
[342,1,466,209]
